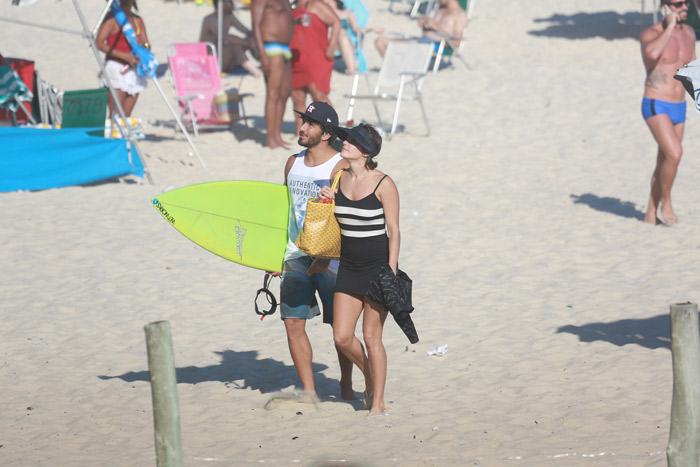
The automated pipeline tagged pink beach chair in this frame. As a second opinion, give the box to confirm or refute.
[167,42,251,137]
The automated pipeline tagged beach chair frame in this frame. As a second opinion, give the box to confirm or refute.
[344,40,433,138]
[431,31,468,73]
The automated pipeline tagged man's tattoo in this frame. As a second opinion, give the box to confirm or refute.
[645,69,667,89]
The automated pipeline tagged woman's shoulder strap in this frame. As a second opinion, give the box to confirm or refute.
[373,174,389,193]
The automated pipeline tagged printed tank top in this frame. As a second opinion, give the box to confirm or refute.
[285,150,343,260]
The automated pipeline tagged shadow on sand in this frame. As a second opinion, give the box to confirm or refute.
[557,314,673,350]
[570,193,645,221]
[99,349,345,398]
[529,11,653,40]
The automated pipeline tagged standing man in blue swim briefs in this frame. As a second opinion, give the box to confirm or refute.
[641,0,696,225]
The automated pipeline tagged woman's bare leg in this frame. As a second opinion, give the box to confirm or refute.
[333,292,373,396]
[362,297,388,415]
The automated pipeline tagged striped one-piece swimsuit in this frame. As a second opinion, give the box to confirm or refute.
[334,174,389,296]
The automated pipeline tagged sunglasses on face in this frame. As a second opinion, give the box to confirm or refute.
[666,1,688,7]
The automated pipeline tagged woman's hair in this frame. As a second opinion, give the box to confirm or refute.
[361,123,382,170]
[335,0,346,10]
[120,0,139,11]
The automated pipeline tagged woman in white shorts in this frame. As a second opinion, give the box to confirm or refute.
[96,0,150,118]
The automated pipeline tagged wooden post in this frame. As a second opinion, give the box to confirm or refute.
[144,321,184,467]
[667,303,700,467]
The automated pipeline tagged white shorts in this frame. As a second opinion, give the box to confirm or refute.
[102,59,148,95]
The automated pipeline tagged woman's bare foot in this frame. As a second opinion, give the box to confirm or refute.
[659,204,679,225]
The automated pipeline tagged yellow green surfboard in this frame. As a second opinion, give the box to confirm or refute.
[152,181,289,272]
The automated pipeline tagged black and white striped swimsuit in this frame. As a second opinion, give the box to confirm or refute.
[334,174,389,296]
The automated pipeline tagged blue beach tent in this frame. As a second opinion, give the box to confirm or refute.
[0,126,144,192]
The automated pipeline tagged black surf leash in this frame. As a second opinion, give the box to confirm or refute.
[255,273,279,321]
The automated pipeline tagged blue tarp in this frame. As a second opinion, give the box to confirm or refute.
[0,126,144,192]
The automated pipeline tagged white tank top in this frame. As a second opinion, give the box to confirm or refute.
[285,150,343,260]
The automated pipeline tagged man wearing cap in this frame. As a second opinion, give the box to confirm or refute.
[270,101,357,401]
[640,0,696,225]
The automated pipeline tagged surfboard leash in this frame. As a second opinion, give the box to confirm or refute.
[255,273,279,321]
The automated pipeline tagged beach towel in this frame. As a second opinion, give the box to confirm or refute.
[0,63,33,113]
[674,59,700,114]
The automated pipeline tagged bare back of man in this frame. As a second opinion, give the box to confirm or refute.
[252,0,294,149]
[640,1,696,225]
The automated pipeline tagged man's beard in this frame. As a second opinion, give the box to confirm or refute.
[298,132,321,148]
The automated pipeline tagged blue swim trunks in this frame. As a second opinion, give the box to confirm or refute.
[280,256,338,324]
[641,97,686,125]
[418,35,441,53]
[264,42,292,60]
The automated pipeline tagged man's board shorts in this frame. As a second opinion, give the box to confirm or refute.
[641,97,686,125]
[280,256,338,324]
[418,35,442,53]
[264,42,292,60]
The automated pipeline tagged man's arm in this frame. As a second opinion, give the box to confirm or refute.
[251,0,270,72]
[641,6,678,65]
[283,154,297,185]
[269,154,297,276]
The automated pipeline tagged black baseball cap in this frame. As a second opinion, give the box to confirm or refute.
[293,101,339,126]
[333,124,379,157]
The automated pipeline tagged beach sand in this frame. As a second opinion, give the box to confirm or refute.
[2,0,700,464]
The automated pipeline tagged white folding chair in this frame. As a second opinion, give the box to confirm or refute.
[345,40,433,137]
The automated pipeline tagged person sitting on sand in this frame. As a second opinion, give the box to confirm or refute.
[200,0,262,77]
[374,0,467,58]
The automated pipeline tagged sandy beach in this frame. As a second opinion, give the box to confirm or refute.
[3,0,700,464]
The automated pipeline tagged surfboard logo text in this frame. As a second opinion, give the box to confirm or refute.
[153,199,175,225]
[235,221,247,259]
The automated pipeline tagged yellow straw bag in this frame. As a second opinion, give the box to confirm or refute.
[294,170,344,259]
